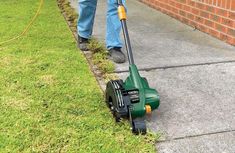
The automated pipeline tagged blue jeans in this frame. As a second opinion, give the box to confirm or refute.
[77,0,126,50]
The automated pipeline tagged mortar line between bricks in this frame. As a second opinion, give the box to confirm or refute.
[113,60,235,73]
[157,129,235,144]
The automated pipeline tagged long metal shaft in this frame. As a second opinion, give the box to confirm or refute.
[121,20,135,65]
[117,0,135,65]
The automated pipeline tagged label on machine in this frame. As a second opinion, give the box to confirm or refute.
[127,89,139,103]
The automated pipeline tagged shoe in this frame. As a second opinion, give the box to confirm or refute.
[78,36,89,51]
[108,47,126,63]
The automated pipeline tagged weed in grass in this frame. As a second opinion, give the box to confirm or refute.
[88,39,115,74]
[88,38,106,54]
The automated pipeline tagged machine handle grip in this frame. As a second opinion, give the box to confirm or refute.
[118,5,127,20]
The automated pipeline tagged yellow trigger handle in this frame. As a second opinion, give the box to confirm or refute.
[118,5,126,20]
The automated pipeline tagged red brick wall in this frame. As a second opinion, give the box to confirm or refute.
[140,0,235,45]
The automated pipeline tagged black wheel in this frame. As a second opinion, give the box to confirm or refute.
[132,118,147,135]
[105,80,124,122]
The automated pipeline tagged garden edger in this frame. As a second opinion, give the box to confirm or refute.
[105,0,160,134]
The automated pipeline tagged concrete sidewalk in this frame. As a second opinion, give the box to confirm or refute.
[71,0,235,152]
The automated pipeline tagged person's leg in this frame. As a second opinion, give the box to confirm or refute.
[106,0,126,49]
[77,0,97,50]
[106,0,126,63]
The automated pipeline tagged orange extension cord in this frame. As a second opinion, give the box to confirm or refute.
[0,0,44,46]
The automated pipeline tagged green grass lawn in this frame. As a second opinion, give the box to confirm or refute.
[0,0,157,152]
